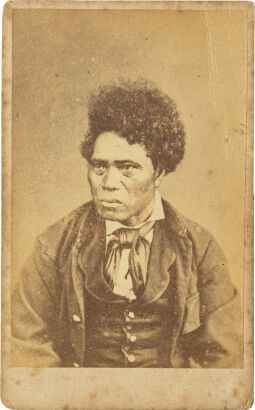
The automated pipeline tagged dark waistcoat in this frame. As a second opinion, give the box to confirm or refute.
[84,284,174,368]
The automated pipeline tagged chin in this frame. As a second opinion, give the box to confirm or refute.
[96,204,127,222]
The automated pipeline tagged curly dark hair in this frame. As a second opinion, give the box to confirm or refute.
[81,79,185,174]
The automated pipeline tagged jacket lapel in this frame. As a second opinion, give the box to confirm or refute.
[161,200,194,344]
[137,203,193,345]
[77,205,126,303]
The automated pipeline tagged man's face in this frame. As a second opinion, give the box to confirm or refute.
[88,132,162,226]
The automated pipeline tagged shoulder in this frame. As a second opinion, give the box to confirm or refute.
[36,201,94,260]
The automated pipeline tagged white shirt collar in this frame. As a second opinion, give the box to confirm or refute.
[105,191,165,236]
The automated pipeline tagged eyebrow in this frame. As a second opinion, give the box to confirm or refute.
[90,158,142,168]
[114,160,142,168]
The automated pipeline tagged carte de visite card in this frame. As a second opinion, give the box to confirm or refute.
[2,1,254,409]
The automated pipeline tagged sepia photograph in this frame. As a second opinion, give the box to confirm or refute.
[2,1,253,409]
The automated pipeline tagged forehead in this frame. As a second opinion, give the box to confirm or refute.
[92,132,148,163]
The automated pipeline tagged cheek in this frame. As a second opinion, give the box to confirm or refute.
[125,175,155,197]
[88,172,100,193]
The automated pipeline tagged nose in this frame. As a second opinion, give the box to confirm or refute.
[101,166,120,191]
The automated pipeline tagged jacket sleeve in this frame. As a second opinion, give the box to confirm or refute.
[181,237,243,368]
[11,239,62,367]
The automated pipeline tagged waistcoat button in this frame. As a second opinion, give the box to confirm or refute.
[130,335,137,342]
[128,311,135,319]
[127,354,136,363]
[72,314,81,322]
[73,362,80,368]
[76,238,82,248]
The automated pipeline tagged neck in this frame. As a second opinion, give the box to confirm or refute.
[121,199,155,227]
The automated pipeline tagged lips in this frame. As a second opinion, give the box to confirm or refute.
[99,199,122,208]
[99,199,121,204]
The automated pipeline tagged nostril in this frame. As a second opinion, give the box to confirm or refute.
[102,186,117,192]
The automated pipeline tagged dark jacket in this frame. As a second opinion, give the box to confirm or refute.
[11,199,243,368]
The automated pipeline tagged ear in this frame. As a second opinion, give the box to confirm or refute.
[155,168,165,188]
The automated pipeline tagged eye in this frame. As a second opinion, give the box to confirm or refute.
[92,163,107,175]
[118,164,137,176]
[120,165,134,171]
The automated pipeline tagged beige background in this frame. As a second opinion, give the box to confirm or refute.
[3,2,253,410]
[12,8,247,300]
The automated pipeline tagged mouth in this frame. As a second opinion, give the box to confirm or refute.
[99,199,122,208]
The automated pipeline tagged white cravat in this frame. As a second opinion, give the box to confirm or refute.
[105,191,165,300]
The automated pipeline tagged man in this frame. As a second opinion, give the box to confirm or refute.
[12,79,242,368]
